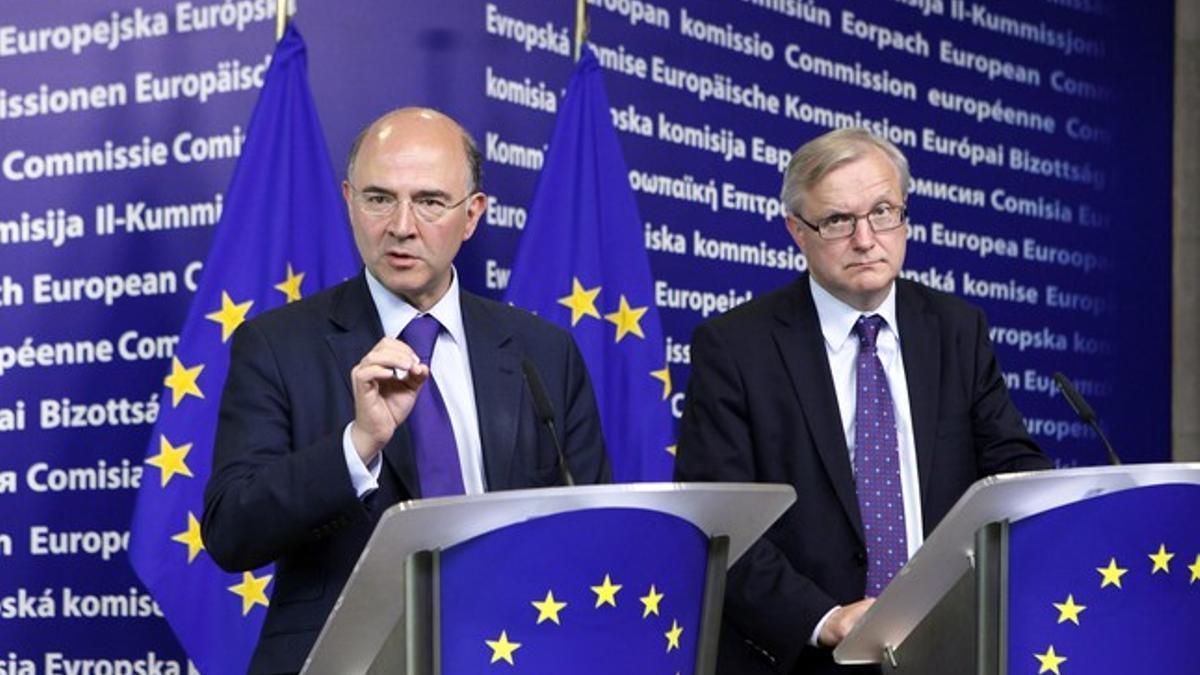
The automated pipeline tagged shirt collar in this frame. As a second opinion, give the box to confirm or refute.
[364,267,467,347]
[808,276,900,350]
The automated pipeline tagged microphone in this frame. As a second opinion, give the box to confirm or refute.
[1052,371,1121,465]
[521,359,575,486]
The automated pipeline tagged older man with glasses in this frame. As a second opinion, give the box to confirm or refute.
[202,107,610,674]
[675,127,1052,674]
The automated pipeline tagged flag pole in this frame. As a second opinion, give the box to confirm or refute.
[574,0,587,62]
[276,0,289,41]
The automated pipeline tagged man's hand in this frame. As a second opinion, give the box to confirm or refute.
[349,337,430,463]
[818,597,876,648]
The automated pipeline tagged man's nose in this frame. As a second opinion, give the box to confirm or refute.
[387,201,418,237]
[849,216,876,249]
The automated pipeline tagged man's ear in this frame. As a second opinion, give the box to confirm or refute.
[785,215,808,254]
[462,192,487,241]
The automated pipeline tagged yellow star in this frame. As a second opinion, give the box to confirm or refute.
[1052,594,1085,625]
[163,356,204,407]
[1189,553,1200,583]
[171,512,205,563]
[205,291,253,342]
[228,570,272,616]
[1097,558,1128,589]
[640,585,664,618]
[1149,543,1175,574]
[604,295,647,342]
[557,278,601,326]
[665,619,683,653]
[666,444,677,457]
[531,590,567,625]
[274,263,305,303]
[145,435,194,487]
[591,574,622,608]
[1034,645,1067,675]
[650,365,672,400]
[485,630,521,665]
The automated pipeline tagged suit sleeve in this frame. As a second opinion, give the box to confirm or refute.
[675,322,835,669]
[201,320,368,572]
[967,309,1054,474]
[558,334,612,484]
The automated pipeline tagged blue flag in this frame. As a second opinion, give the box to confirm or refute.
[504,48,674,482]
[440,508,708,672]
[127,25,358,674]
[1008,483,1200,674]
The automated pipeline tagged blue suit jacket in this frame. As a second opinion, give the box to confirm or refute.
[675,276,1051,675]
[202,273,610,674]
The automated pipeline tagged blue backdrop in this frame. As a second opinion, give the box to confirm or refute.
[0,0,1173,665]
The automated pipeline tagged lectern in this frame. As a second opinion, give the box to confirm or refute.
[302,482,795,674]
[834,463,1200,674]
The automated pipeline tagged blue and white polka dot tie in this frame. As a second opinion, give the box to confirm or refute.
[853,314,907,596]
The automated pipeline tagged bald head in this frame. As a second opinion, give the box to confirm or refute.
[346,107,482,193]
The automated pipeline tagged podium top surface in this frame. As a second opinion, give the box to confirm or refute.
[303,481,794,673]
[835,462,1200,664]
[371,481,794,565]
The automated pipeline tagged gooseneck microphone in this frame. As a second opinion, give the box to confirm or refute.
[1052,371,1121,465]
[521,358,576,486]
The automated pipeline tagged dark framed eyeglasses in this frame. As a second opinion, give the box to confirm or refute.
[794,203,907,241]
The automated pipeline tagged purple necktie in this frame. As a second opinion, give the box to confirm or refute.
[852,314,907,596]
[401,315,464,497]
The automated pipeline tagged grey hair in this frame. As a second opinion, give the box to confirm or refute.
[345,107,483,193]
[780,128,911,216]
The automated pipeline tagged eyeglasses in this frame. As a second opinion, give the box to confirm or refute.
[794,203,907,241]
[349,185,474,223]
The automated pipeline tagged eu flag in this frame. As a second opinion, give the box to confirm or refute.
[440,508,708,673]
[504,47,674,482]
[127,25,359,674]
[1008,483,1200,674]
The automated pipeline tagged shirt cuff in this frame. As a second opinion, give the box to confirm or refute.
[343,422,382,498]
[810,605,841,647]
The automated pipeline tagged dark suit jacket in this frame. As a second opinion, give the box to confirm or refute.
[675,276,1051,675]
[201,273,609,674]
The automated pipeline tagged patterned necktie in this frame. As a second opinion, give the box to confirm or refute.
[852,314,907,596]
[400,314,464,497]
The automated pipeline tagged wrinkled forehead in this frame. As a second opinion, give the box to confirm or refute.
[817,144,899,182]
[807,148,902,197]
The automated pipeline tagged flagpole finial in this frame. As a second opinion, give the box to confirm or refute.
[276,0,290,41]
[574,0,588,61]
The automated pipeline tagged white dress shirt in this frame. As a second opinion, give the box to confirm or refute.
[342,268,486,497]
[807,278,924,644]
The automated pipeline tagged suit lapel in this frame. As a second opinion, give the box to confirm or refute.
[896,281,940,504]
[773,277,864,544]
[324,274,420,498]
[461,292,523,491]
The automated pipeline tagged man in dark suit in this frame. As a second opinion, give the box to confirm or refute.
[675,128,1051,674]
[202,108,609,674]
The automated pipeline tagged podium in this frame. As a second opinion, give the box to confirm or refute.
[834,463,1200,673]
[301,482,795,674]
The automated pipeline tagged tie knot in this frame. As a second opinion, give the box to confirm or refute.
[854,314,885,347]
[400,314,441,362]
